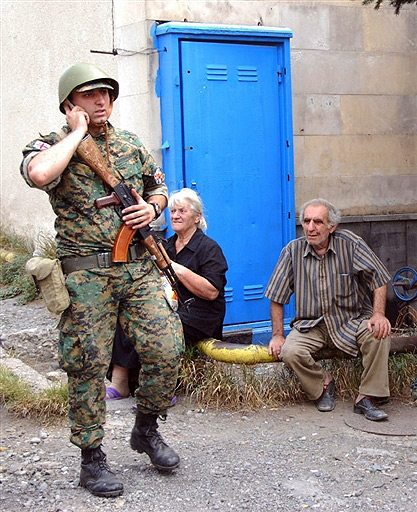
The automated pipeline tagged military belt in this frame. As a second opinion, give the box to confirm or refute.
[60,242,144,275]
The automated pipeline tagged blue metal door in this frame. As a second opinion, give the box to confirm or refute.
[180,40,287,326]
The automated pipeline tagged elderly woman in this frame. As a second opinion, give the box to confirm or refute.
[106,188,228,399]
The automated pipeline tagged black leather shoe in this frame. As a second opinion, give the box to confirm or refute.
[130,411,180,472]
[354,397,388,421]
[79,445,123,497]
[314,380,335,412]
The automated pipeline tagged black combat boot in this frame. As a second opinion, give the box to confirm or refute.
[79,445,124,497]
[130,410,180,471]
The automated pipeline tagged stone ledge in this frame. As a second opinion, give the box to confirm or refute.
[0,347,53,393]
[0,327,59,362]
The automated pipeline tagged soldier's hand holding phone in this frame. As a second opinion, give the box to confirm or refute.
[63,99,89,134]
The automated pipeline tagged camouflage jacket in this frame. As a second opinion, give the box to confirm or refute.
[21,123,168,258]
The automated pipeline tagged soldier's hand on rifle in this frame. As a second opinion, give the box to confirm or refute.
[122,188,155,229]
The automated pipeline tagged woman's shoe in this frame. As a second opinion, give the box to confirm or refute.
[105,387,129,400]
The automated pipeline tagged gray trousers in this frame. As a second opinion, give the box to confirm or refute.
[280,320,390,401]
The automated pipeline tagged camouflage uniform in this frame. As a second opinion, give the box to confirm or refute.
[21,123,183,449]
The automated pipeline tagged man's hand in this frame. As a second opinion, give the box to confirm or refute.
[268,334,286,360]
[63,100,89,135]
[121,189,155,229]
[367,313,391,340]
[27,101,88,188]
[368,285,391,339]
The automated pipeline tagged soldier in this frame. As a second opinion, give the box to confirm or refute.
[20,62,184,497]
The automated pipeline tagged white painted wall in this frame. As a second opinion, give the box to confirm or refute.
[1,0,119,239]
[2,0,416,241]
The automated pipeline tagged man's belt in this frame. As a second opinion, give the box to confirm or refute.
[60,242,144,275]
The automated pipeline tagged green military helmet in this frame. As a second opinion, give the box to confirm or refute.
[58,62,119,113]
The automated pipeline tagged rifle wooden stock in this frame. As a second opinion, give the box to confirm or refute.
[76,134,118,189]
[75,133,178,294]
[76,134,139,263]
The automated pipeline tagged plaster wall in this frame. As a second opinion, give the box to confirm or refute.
[115,0,416,216]
[1,0,416,241]
[1,0,119,239]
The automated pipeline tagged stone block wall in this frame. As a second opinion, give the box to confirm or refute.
[2,1,415,242]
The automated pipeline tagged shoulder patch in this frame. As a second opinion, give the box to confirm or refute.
[32,140,51,151]
[154,168,165,184]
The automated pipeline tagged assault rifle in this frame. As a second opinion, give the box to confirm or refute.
[76,133,179,294]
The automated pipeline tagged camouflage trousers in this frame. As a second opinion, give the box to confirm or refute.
[58,257,184,450]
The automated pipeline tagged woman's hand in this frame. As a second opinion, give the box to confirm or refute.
[171,261,219,300]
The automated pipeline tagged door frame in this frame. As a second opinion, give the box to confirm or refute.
[153,22,295,341]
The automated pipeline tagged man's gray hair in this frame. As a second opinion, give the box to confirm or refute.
[299,198,341,228]
[168,188,207,231]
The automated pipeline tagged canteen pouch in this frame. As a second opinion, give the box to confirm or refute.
[25,257,70,315]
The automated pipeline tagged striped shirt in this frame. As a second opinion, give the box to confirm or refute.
[265,229,391,356]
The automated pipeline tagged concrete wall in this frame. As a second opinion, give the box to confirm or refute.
[1,1,119,239]
[1,0,416,241]
[296,214,417,323]
[115,0,416,215]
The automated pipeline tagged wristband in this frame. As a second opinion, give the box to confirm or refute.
[149,202,162,220]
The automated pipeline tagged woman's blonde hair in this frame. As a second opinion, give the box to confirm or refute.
[168,188,207,231]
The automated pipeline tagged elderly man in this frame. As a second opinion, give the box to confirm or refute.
[266,198,391,421]
[20,62,183,497]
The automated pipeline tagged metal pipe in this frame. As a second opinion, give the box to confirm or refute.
[197,336,417,365]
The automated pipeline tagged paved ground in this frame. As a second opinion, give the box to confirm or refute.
[1,396,417,512]
[1,297,417,511]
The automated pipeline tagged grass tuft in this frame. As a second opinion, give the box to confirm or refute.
[1,352,415,421]
[0,228,37,303]
[36,232,58,259]
[178,353,417,410]
[178,351,304,411]
[0,253,38,303]
[0,228,57,304]
[0,366,68,423]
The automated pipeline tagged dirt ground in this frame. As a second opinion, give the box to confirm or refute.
[1,298,417,512]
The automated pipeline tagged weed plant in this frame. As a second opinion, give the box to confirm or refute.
[178,352,417,411]
[0,228,56,303]
[1,230,35,302]
[0,366,68,423]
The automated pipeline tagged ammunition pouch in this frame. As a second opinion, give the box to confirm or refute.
[25,257,70,315]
